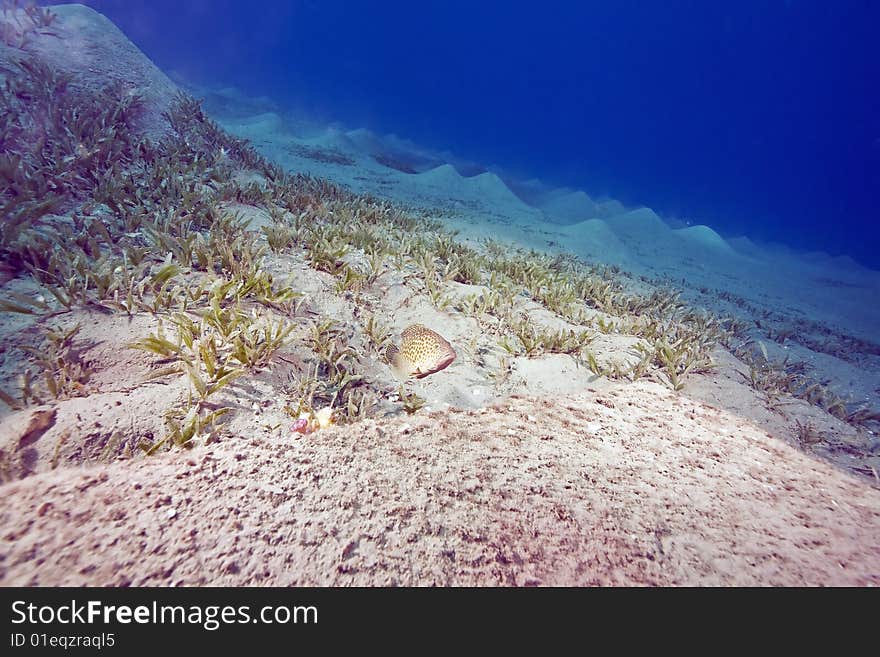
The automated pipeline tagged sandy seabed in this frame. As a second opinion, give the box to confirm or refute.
[2,383,878,586]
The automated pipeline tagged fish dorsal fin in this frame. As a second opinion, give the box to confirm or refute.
[401,324,426,339]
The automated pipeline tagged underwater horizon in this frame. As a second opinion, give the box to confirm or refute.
[79,0,880,268]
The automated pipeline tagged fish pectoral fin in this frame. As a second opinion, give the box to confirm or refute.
[389,353,414,381]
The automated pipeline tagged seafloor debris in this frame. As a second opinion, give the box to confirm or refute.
[290,407,335,435]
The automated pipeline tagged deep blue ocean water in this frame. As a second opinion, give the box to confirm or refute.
[78,0,880,268]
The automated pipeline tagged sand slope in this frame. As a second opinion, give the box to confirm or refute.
[7,3,179,140]
[540,189,626,223]
[233,107,880,404]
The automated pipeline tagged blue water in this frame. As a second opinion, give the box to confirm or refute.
[80,0,880,267]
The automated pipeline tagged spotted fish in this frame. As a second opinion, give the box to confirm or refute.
[386,324,456,380]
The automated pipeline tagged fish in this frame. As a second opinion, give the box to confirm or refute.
[385,324,456,380]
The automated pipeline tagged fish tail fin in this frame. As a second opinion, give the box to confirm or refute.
[385,344,412,381]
